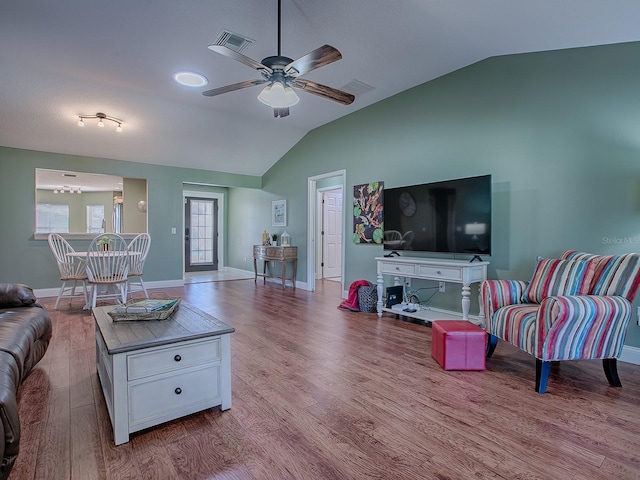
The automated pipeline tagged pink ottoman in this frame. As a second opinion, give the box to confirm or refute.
[431,320,486,371]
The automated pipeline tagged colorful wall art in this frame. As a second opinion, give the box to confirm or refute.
[353,181,384,244]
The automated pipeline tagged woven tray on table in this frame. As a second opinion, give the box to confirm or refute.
[108,297,181,322]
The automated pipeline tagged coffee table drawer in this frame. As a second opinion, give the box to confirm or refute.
[128,364,220,428]
[127,338,220,381]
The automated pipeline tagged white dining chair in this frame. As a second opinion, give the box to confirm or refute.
[47,233,88,309]
[127,233,151,299]
[85,233,130,309]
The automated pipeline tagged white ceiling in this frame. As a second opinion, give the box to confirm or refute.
[2,1,640,177]
[36,169,123,192]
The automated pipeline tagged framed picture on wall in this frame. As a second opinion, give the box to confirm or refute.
[272,199,287,227]
[353,181,384,243]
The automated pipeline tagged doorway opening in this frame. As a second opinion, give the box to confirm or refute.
[183,190,225,279]
[307,170,346,292]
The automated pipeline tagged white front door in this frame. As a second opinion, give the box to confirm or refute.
[322,188,342,278]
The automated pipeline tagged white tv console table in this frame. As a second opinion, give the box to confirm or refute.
[375,256,489,322]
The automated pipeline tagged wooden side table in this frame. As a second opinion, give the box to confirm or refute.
[253,245,297,289]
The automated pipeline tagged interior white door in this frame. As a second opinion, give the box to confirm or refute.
[322,188,342,278]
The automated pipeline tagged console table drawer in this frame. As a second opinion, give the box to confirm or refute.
[127,338,220,381]
[380,262,416,276]
[128,364,220,428]
[253,245,297,261]
[418,265,462,281]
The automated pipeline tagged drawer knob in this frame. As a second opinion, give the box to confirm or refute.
[174,354,182,362]
[395,266,400,270]
[437,271,441,275]
[175,387,182,395]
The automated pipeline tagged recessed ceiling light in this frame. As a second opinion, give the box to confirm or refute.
[173,71,208,87]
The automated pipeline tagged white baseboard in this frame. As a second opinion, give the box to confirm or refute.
[263,276,309,291]
[620,345,640,366]
[144,279,185,289]
[34,279,185,299]
[34,287,67,299]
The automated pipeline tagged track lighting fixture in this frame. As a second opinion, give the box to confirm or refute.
[53,186,82,194]
[77,112,123,132]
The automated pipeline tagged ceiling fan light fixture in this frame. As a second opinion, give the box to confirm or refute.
[202,0,353,115]
[257,81,299,108]
[257,84,272,105]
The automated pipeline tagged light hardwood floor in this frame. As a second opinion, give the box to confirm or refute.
[13,279,640,479]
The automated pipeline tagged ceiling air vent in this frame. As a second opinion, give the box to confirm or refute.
[340,79,375,97]
[212,30,255,53]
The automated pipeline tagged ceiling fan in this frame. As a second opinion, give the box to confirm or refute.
[202,0,355,118]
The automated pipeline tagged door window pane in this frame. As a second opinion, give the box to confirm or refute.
[190,199,214,265]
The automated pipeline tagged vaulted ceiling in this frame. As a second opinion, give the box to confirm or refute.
[2,1,640,176]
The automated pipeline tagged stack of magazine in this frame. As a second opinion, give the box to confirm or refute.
[109,297,181,321]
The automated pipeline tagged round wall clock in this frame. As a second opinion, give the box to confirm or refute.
[399,192,416,217]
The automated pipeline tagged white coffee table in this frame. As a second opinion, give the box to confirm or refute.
[93,301,234,445]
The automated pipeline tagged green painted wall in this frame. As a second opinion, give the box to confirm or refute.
[36,189,116,232]
[3,41,640,348]
[227,187,278,271]
[0,146,260,288]
[316,176,343,190]
[260,41,640,347]
[122,178,147,233]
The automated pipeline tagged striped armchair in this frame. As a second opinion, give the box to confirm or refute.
[481,250,640,393]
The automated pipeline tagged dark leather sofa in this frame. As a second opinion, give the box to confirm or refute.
[0,284,52,479]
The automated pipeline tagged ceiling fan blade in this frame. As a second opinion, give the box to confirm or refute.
[202,79,267,97]
[291,79,355,105]
[207,44,273,74]
[285,45,342,76]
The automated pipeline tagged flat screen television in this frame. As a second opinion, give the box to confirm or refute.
[383,174,491,256]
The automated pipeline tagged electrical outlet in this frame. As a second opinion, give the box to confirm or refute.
[404,278,411,288]
[439,281,446,293]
